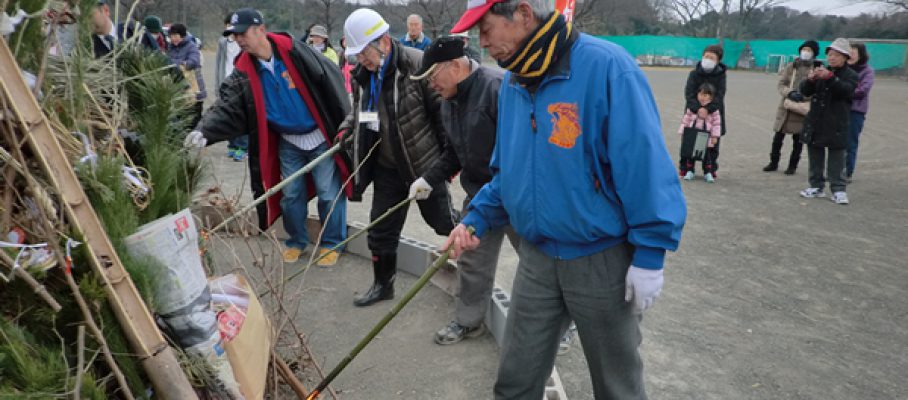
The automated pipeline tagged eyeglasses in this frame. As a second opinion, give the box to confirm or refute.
[428,62,450,83]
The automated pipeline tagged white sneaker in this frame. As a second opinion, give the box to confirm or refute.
[830,191,849,205]
[683,171,694,181]
[704,172,716,183]
[799,187,825,198]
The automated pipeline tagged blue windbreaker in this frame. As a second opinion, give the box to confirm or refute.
[462,34,686,269]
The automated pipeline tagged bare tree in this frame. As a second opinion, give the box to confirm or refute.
[877,0,908,10]
[731,0,785,38]
[408,0,468,39]
[665,0,715,25]
[304,0,351,39]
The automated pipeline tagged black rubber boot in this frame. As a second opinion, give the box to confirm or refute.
[763,132,784,172]
[353,253,396,307]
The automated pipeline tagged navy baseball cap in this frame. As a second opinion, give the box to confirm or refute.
[223,8,264,37]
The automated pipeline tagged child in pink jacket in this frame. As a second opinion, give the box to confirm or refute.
[679,82,722,182]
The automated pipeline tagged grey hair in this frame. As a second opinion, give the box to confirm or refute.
[407,14,423,24]
[489,0,554,22]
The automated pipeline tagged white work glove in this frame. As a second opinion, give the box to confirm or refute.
[184,130,207,148]
[408,177,433,201]
[624,266,664,314]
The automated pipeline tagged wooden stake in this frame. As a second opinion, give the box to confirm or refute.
[0,245,63,312]
[75,324,85,400]
[273,351,309,399]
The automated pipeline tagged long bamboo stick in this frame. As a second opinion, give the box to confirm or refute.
[304,229,471,400]
[0,38,198,399]
[209,143,341,235]
[258,197,413,297]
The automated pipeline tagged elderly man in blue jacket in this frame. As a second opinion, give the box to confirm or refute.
[445,0,687,398]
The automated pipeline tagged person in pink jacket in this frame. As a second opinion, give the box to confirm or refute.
[679,82,722,182]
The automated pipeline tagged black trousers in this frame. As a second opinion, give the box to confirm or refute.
[770,131,803,166]
[679,138,720,174]
[367,165,459,254]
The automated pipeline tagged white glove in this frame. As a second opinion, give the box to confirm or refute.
[408,177,433,201]
[184,130,207,148]
[624,266,663,314]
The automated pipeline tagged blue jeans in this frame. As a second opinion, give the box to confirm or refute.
[278,139,347,250]
[846,111,866,176]
[228,134,248,150]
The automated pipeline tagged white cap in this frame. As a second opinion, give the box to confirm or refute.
[344,8,389,56]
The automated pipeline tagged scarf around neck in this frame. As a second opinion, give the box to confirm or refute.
[499,12,575,86]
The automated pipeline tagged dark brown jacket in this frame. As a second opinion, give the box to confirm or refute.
[341,39,447,200]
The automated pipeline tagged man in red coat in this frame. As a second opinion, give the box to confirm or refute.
[186,8,351,266]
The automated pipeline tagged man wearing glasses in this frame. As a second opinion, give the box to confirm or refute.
[407,36,517,345]
[337,9,459,307]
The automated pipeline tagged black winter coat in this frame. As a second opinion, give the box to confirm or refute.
[422,64,503,199]
[799,65,858,149]
[340,40,447,200]
[92,21,160,58]
[684,61,727,135]
[200,33,350,228]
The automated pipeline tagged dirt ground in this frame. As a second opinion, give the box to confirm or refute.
[199,49,908,399]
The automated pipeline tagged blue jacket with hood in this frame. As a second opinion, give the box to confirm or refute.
[461,33,686,269]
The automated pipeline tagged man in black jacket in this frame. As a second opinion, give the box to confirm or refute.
[185,8,352,266]
[90,0,159,58]
[408,36,515,344]
[338,9,458,307]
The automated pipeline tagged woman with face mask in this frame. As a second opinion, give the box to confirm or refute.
[763,40,821,174]
[683,44,727,182]
[307,25,339,64]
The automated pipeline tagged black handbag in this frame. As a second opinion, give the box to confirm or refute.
[680,124,710,161]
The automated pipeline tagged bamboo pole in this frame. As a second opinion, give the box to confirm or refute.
[0,37,198,399]
[208,143,341,235]
[259,197,413,297]
[304,230,469,400]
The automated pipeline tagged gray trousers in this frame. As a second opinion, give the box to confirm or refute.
[807,145,847,193]
[495,240,646,400]
[455,224,518,328]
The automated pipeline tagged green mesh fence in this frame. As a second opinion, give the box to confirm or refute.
[597,35,907,72]
[599,35,745,68]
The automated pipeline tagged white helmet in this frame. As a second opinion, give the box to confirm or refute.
[344,8,389,56]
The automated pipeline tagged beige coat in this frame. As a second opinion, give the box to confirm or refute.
[773,60,816,134]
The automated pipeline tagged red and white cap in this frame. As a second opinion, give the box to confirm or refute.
[451,0,507,34]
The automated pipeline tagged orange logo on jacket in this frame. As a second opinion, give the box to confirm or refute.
[547,103,581,149]
[281,71,296,89]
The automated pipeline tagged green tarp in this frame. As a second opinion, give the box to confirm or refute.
[597,35,906,72]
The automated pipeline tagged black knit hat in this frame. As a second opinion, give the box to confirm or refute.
[798,40,820,57]
[410,36,466,80]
